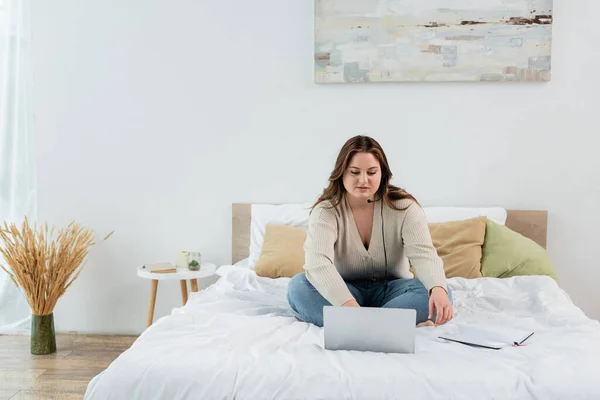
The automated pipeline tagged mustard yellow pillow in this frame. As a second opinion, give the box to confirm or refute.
[254,224,307,279]
[411,216,487,279]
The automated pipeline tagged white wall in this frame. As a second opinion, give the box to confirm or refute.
[31,0,600,334]
[0,0,7,115]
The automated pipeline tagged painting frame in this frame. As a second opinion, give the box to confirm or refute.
[314,0,553,83]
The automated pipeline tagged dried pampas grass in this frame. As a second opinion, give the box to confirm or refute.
[0,217,112,316]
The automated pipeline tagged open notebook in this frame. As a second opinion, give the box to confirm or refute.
[439,324,534,350]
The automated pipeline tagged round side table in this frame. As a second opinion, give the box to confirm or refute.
[137,262,216,327]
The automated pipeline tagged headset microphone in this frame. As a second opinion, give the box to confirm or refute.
[366,197,388,293]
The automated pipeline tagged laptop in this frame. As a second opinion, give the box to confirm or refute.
[323,306,416,354]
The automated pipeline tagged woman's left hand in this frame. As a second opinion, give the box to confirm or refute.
[429,287,453,326]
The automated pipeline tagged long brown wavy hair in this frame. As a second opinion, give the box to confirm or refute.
[313,135,418,211]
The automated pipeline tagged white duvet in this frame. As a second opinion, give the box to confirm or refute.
[85,266,600,400]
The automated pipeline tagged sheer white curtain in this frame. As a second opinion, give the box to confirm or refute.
[0,0,36,334]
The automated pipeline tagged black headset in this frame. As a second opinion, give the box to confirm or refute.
[367,197,388,294]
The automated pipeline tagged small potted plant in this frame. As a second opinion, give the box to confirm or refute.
[187,252,201,271]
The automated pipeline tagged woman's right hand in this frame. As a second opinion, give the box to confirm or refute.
[342,298,360,307]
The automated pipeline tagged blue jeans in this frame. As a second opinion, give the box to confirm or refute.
[287,272,453,327]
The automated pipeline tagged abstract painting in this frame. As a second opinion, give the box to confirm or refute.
[314,0,553,83]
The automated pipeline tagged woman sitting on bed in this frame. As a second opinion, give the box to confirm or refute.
[287,135,453,328]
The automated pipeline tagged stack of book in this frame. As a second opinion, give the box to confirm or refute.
[143,263,176,274]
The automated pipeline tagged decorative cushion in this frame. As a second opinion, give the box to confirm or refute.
[430,216,487,279]
[248,203,312,269]
[481,219,558,281]
[411,216,487,279]
[254,224,307,279]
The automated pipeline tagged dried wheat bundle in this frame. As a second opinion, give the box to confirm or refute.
[0,217,109,316]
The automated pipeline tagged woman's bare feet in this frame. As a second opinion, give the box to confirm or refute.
[417,320,435,328]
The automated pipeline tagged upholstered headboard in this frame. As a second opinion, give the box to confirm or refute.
[231,204,548,264]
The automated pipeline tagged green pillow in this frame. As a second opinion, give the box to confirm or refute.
[481,219,558,281]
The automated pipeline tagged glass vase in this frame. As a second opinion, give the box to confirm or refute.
[31,313,57,355]
[187,252,201,271]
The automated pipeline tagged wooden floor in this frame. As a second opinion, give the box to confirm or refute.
[0,333,138,400]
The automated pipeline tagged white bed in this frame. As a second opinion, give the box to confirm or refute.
[85,264,600,399]
[84,204,600,399]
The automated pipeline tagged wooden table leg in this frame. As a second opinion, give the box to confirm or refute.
[190,279,198,292]
[180,280,188,305]
[147,279,158,328]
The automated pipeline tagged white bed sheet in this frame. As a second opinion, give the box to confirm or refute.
[85,267,600,400]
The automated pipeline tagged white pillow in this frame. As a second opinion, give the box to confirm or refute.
[248,203,312,269]
[423,207,507,225]
[247,203,507,269]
